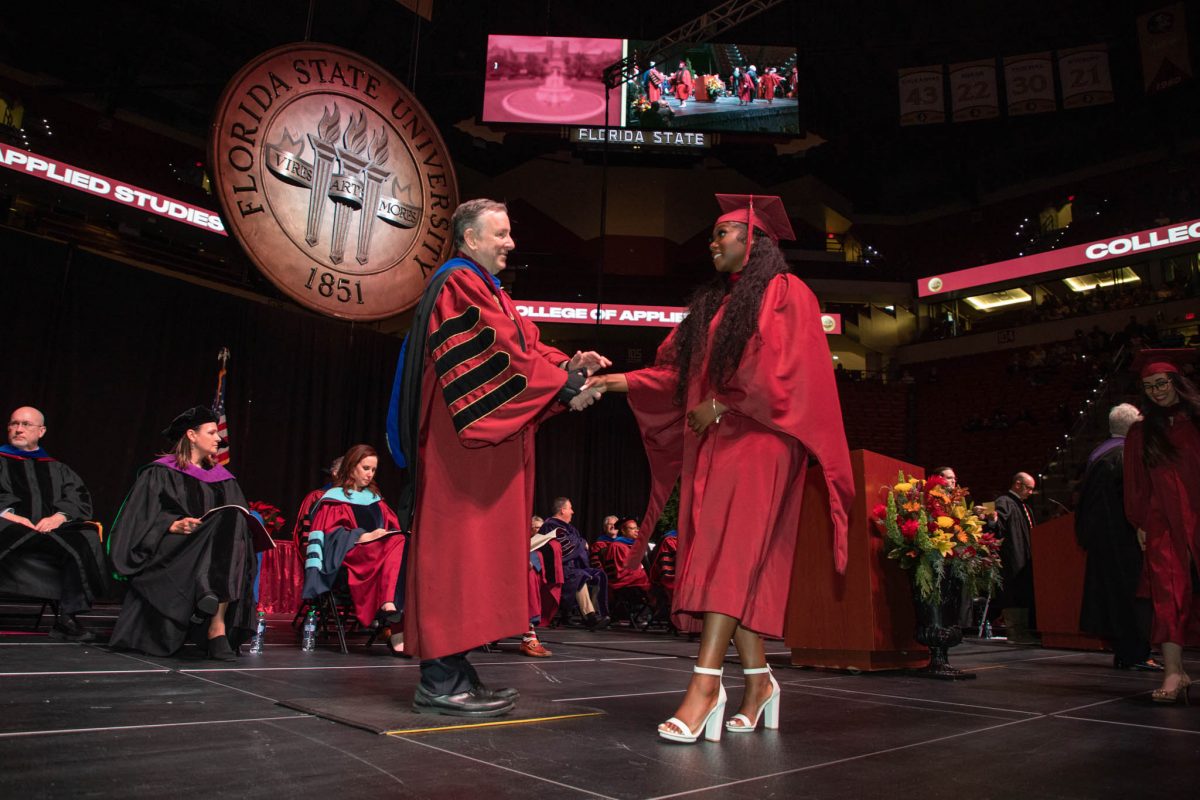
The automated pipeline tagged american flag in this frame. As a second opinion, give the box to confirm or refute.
[212,348,231,466]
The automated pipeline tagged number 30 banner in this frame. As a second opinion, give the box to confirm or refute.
[1004,52,1056,115]
[1058,44,1114,108]
[898,65,945,126]
[949,59,999,122]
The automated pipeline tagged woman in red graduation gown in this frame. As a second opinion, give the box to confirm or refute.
[303,444,406,653]
[591,195,853,743]
[1123,350,1200,703]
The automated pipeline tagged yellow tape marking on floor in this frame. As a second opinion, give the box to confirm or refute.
[385,711,603,735]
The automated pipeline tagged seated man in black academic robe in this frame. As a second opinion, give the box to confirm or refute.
[0,406,107,641]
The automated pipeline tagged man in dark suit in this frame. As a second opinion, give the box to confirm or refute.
[993,472,1038,644]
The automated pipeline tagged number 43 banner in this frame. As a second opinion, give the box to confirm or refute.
[949,59,999,122]
[898,65,945,126]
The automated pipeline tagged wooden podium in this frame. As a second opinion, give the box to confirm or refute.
[1030,512,1106,651]
[784,450,928,671]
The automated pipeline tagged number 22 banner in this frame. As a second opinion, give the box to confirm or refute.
[949,59,999,122]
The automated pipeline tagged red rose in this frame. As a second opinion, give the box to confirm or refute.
[925,475,947,489]
[928,521,939,533]
[963,547,976,558]
[871,503,887,521]
[900,520,920,539]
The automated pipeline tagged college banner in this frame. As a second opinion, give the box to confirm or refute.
[1138,3,1193,93]
[1058,45,1114,108]
[898,65,945,126]
[949,59,999,121]
[1003,52,1056,115]
[511,300,841,334]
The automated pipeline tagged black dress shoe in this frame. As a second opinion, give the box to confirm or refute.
[207,635,238,662]
[474,682,519,702]
[49,615,96,643]
[412,686,514,717]
[190,592,220,624]
[1114,655,1164,672]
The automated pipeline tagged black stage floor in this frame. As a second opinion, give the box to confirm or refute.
[3,605,1200,799]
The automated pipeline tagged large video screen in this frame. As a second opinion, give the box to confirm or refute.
[483,35,627,126]
[482,36,799,135]
[625,41,799,134]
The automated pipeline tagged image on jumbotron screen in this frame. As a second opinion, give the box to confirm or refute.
[625,41,800,134]
[482,35,627,126]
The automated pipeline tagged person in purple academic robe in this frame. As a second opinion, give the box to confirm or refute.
[108,406,258,660]
[538,497,609,629]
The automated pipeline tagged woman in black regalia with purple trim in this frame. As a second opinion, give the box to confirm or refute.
[108,407,258,660]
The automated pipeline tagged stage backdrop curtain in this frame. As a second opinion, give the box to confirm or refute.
[0,226,655,564]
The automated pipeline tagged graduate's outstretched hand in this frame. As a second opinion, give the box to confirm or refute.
[570,381,605,411]
[567,350,612,376]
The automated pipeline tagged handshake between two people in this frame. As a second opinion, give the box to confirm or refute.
[565,350,617,412]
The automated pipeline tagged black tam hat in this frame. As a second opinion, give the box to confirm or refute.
[163,406,219,441]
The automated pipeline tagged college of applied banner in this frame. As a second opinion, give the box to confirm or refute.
[918,216,1200,298]
[1058,45,1114,108]
[949,59,999,122]
[1004,52,1056,115]
[0,142,227,234]
[513,300,842,334]
[1138,3,1193,94]
[898,65,946,126]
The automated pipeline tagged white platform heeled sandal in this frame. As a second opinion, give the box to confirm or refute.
[658,665,727,743]
[726,665,780,732]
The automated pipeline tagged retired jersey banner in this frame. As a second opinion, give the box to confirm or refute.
[1138,3,1193,94]
[898,65,945,126]
[1004,52,1056,115]
[949,59,999,121]
[1058,45,1114,108]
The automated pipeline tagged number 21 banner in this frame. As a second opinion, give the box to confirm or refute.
[949,59,999,121]
[1004,52,1056,115]
[1058,44,1114,108]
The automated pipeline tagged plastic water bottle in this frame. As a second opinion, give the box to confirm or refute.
[301,609,318,652]
[248,611,267,654]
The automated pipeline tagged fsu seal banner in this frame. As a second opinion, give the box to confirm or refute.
[210,43,458,320]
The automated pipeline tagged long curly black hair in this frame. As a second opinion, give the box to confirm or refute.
[1139,371,1200,467]
[668,225,790,404]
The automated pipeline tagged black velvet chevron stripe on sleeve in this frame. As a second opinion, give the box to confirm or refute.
[450,374,528,432]
[434,326,496,377]
[429,305,481,351]
[441,352,511,407]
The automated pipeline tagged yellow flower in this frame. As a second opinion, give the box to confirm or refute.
[932,538,955,556]
[936,515,955,529]
[895,483,913,493]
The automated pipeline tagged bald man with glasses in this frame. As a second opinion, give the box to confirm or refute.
[0,406,107,641]
[990,472,1039,645]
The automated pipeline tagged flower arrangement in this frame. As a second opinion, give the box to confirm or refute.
[631,95,651,114]
[704,75,725,97]
[871,473,1002,605]
[249,500,287,538]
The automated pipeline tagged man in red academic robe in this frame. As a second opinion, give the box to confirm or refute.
[672,61,694,109]
[760,68,783,104]
[391,198,608,717]
[644,61,665,104]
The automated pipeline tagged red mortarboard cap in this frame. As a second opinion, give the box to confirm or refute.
[714,194,795,242]
[1130,348,1198,379]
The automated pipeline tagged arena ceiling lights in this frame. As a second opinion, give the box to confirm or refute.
[1063,267,1141,292]
[963,288,1032,312]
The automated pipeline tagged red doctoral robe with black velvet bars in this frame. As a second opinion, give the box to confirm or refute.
[625,273,853,637]
[404,261,571,660]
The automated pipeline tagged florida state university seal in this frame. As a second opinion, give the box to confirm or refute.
[210,43,457,320]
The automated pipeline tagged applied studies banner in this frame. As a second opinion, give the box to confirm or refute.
[0,143,227,234]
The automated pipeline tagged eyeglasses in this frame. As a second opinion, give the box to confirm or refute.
[1142,380,1172,392]
[7,420,41,429]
